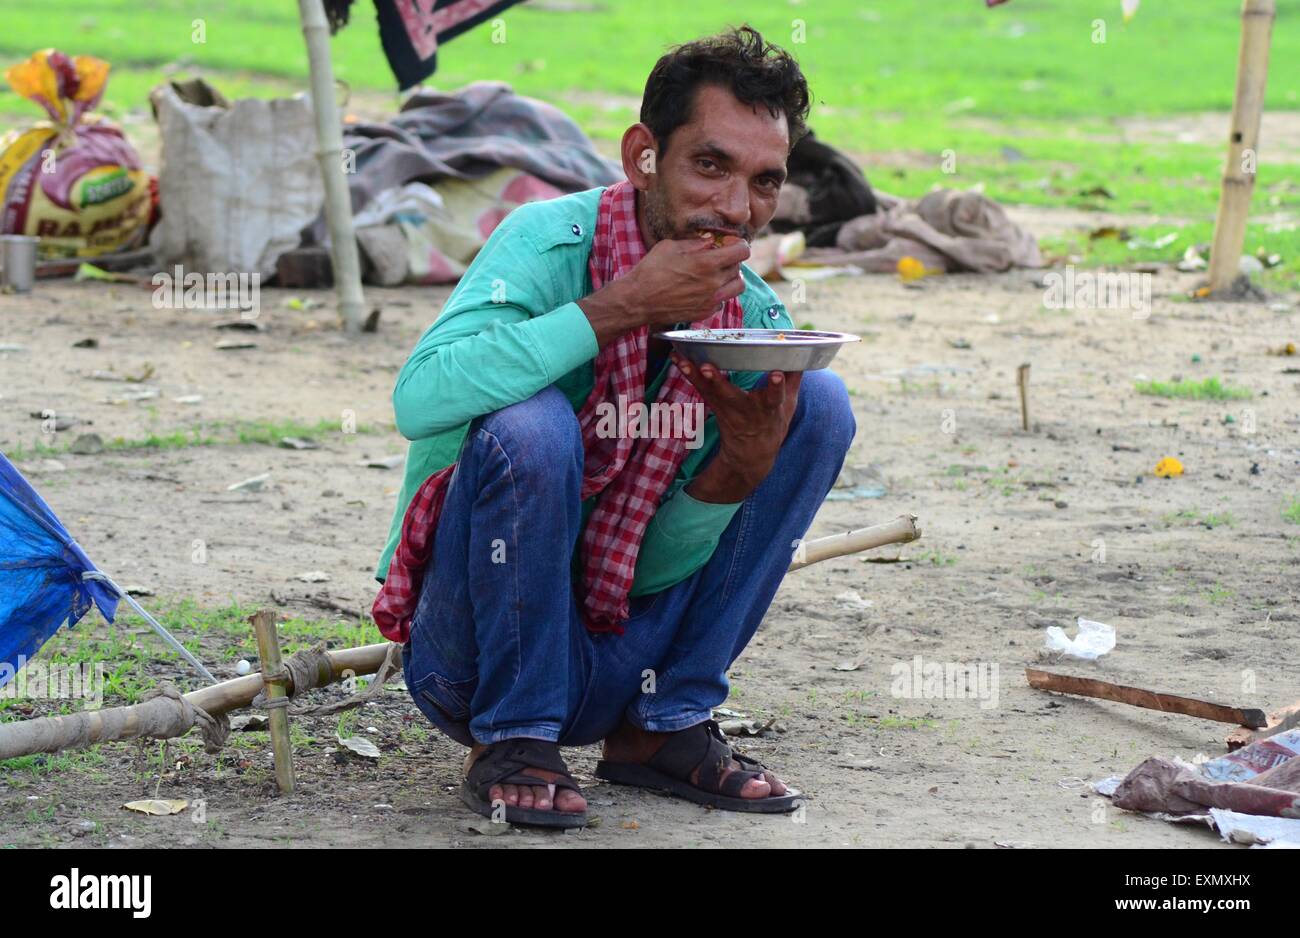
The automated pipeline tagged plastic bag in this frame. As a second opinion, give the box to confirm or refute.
[0,49,151,258]
[1044,617,1115,660]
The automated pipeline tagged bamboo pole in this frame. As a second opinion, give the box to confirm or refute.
[788,515,921,571]
[2,513,924,762]
[298,0,366,332]
[1207,0,1276,295]
[0,644,390,761]
[251,610,295,794]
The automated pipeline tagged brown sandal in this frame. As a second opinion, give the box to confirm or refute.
[461,738,587,829]
[595,720,801,813]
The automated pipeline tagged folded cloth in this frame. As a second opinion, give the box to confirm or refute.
[372,181,741,643]
[803,188,1042,273]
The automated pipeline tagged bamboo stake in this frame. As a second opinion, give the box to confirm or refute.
[1016,363,1030,432]
[788,514,920,571]
[1207,0,1276,295]
[250,610,295,794]
[298,0,366,332]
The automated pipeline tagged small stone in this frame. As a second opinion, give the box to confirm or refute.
[69,433,104,455]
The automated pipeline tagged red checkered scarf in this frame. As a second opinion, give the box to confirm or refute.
[373,181,742,642]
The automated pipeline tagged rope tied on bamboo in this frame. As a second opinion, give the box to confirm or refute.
[290,641,404,717]
[142,684,230,754]
[250,642,333,713]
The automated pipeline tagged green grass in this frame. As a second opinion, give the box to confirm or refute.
[1042,220,1300,292]
[1162,508,1236,529]
[1135,376,1252,401]
[2,1,1297,283]
[3,417,380,461]
[1283,496,1300,525]
[0,598,380,774]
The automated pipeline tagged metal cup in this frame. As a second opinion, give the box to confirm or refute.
[1,235,39,292]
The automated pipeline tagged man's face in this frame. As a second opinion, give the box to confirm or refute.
[640,83,790,245]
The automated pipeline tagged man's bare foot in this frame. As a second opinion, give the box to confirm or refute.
[464,743,587,813]
[601,721,788,799]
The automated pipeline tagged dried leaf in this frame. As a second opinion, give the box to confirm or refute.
[338,734,381,759]
[123,799,188,816]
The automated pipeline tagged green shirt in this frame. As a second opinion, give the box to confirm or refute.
[378,185,794,595]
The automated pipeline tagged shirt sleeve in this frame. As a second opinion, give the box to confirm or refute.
[629,483,742,596]
[392,221,598,441]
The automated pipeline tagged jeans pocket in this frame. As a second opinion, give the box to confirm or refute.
[418,672,476,723]
[626,590,663,620]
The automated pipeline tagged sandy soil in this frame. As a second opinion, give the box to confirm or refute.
[1,215,1298,848]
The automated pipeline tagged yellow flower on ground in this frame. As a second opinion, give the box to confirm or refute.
[1154,457,1184,478]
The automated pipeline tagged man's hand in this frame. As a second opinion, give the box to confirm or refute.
[577,235,749,347]
[673,352,802,504]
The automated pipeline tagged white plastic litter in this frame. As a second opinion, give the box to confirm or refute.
[1209,809,1300,848]
[1044,617,1116,660]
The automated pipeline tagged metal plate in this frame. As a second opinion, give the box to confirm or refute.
[657,328,860,372]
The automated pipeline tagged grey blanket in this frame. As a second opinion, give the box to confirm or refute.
[342,81,624,213]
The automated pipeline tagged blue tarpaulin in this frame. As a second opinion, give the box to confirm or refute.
[0,451,119,688]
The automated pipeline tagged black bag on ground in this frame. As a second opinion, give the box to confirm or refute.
[773,129,877,247]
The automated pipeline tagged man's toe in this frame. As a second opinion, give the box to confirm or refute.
[555,788,587,813]
[533,785,552,810]
[740,776,772,799]
[764,771,788,795]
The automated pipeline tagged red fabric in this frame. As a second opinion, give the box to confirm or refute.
[373,181,742,642]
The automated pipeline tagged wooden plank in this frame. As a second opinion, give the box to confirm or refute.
[1025,668,1267,728]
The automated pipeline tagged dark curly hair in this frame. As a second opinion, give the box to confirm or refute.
[640,25,811,157]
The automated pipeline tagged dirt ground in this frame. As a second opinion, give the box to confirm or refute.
[1,204,1297,848]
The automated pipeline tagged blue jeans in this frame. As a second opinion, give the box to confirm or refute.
[401,369,856,747]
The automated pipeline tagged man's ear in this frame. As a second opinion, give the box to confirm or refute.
[621,123,659,189]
